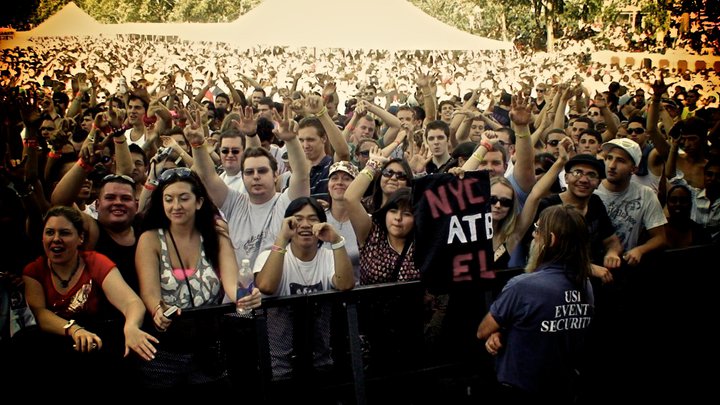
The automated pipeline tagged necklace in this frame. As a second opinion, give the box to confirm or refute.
[50,255,81,288]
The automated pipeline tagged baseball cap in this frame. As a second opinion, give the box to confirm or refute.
[564,154,606,178]
[329,161,359,179]
[602,138,642,166]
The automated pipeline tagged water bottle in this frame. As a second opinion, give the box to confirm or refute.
[236,259,254,316]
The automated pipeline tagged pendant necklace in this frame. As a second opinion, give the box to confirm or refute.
[50,255,81,288]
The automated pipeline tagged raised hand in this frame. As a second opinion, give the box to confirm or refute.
[650,71,671,100]
[509,92,532,126]
[305,95,325,115]
[273,101,298,142]
[322,81,337,99]
[182,108,205,145]
[231,105,257,135]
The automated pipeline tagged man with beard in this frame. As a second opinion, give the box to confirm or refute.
[478,205,594,404]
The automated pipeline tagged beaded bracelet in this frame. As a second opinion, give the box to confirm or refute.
[77,158,94,173]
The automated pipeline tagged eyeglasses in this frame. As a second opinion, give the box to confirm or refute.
[357,150,370,157]
[588,112,600,117]
[101,173,135,186]
[243,167,271,176]
[569,169,600,180]
[40,126,55,131]
[221,148,241,155]
[381,169,408,181]
[495,140,507,147]
[159,167,193,183]
[546,139,561,147]
[628,128,645,135]
[489,195,513,208]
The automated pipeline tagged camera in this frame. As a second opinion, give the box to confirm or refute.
[154,147,172,162]
[163,305,179,319]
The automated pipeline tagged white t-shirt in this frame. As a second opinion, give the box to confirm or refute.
[253,246,336,378]
[219,171,246,194]
[594,181,667,250]
[222,189,291,267]
[253,246,336,297]
[323,210,360,284]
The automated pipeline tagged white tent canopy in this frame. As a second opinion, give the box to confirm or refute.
[28,2,104,37]
[213,0,513,51]
[12,0,513,51]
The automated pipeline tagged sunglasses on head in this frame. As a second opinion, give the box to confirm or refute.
[221,148,241,155]
[101,173,135,186]
[489,195,513,208]
[159,167,193,183]
[381,168,408,181]
[628,128,645,135]
[547,139,561,147]
[243,167,271,176]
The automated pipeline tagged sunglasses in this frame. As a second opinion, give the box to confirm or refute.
[159,167,193,183]
[356,150,370,157]
[381,168,409,181]
[489,195,513,208]
[101,173,135,186]
[588,112,601,117]
[221,148,241,155]
[40,126,55,131]
[628,128,645,135]
[243,167,272,176]
[536,89,545,93]
[546,139,561,147]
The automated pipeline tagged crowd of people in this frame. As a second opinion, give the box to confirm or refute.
[0,27,719,400]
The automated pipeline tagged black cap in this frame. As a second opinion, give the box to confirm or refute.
[564,154,605,178]
[452,142,478,160]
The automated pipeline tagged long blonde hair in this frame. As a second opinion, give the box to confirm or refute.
[491,176,519,244]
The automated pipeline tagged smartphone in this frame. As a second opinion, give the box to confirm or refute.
[163,305,179,319]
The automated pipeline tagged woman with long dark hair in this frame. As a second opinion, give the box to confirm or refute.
[135,167,261,388]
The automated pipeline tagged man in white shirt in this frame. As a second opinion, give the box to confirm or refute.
[594,138,667,265]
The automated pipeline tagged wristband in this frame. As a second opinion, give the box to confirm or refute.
[271,244,287,254]
[77,158,94,173]
[515,132,530,139]
[48,151,62,159]
[314,106,327,117]
[23,139,38,148]
[190,140,206,149]
[480,140,494,152]
[63,319,76,336]
[331,236,346,250]
[365,159,381,173]
[144,183,157,191]
[360,169,375,181]
[113,137,127,144]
